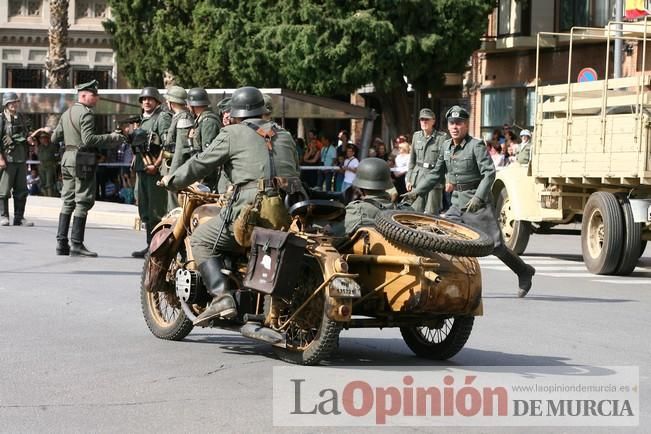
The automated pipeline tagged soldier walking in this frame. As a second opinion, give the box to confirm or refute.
[46,80,123,256]
[131,87,172,258]
[406,108,447,215]
[0,92,34,226]
[406,106,535,297]
[163,85,194,211]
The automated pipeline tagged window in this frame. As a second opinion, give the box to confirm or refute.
[559,0,615,31]
[8,0,42,17]
[481,87,532,136]
[5,68,46,88]
[72,69,111,89]
[497,0,531,37]
[76,1,108,19]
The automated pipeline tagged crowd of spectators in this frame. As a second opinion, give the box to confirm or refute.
[484,123,532,169]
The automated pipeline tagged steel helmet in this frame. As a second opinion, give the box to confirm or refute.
[165,86,187,105]
[2,92,19,107]
[139,86,163,104]
[217,97,231,115]
[229,86,266,118]
[352,157,393,191]
[187,88,211,107]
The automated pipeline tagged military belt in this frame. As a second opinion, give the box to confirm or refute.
[64,145,79,151]
[416,160,435,169]
[452,180,481,192]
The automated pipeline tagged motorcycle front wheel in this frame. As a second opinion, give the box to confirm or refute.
[140,253,194,341]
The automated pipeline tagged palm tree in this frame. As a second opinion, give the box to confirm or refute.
[45,0,70,126]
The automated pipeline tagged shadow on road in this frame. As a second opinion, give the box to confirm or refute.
[522,253,584,262]
[484,294,635,303]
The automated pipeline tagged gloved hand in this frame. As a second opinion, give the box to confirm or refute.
[109,131,125,143]
[2,135,13,147]
[158,175,171,189]
[464,196,483,213]
[400,190,418,202]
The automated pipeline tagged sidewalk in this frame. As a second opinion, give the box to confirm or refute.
[9,196,140,230]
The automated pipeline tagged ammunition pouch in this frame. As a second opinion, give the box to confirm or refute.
[75,150,97,180]
[243,227,307,298]
[232,177,300,248]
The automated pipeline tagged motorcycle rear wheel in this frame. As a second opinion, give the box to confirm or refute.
[141,253,194,341]
[271,261,341,365]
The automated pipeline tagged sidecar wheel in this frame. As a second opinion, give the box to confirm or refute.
[271,261,342,365]
[375,210,493,257]
[141,254,194,341]
[400,316,473,360]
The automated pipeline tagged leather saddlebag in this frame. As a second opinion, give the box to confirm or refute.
[243,227,307,298]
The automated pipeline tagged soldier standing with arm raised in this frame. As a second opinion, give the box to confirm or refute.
[406,108,447,215]
[0,92,33,226]
[47,80,123,256]
[131,87,172,258]
[405,105,535,297]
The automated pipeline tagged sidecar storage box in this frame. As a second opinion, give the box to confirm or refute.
[243,228,307,298]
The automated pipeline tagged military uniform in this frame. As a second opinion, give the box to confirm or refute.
[50,80,122,256]
[168,118,300,259]
[0,95,31,226]
[164,110,193,208]
[517,129,532,165]
[408,128,447,214]
[191,109,222,191]
[135,104,172,239]
[36,133,58,197]
[345,192,396,235]
[414,105,535,297]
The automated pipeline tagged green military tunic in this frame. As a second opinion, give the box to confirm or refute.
[190,110,223,192]
[408,129,447,214]
[415,135,495,210]
[51,103,118,217]
[0,111,30,201]
[517,142,532,165]
[344,191,396,235]
[136,105,172,230]
[37,140,58,197]
[164,109,194,210]
[168,119,300,264]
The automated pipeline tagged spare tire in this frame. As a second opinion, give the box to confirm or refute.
[375,210,494,257]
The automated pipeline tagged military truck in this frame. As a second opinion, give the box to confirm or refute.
[494,24,651,275]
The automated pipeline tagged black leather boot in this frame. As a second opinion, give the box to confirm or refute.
[0,197,9,226]
[56,213,72,255]
[193,257,236,326]
[13,196,34,226]
[131,223,151,258]
[494,245,535,298]
[70,216,98,257]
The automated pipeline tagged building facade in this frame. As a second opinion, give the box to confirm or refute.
[467,0,624,138]
[0,0,116,89]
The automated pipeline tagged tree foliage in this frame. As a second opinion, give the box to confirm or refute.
[105,0,493,133]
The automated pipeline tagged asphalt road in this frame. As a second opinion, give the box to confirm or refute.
[1,219,649,433]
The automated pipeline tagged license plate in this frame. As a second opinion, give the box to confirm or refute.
[329,277,361,298]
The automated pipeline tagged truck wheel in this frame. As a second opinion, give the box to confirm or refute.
[496,188,531,255]
[400,316,473,360]
[581,192,624,275]
[640,240,648,259]
[615,198,642,276]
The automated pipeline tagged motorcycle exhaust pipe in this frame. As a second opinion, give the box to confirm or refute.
[240,322,285,345]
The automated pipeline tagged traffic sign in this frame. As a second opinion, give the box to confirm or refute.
[577,67,598,82]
